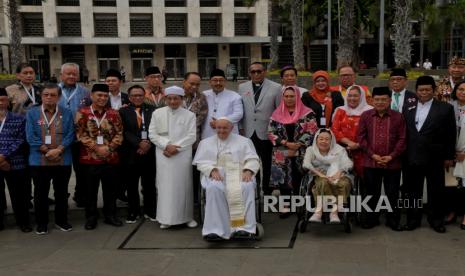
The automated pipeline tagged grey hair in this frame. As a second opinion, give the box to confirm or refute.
[61,63,79,74]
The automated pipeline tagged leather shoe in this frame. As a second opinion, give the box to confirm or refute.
[85,219,97,230]
[432,225,446,233]
[20,224,33,233]
[104,217,123,227]
[203,233,223,241]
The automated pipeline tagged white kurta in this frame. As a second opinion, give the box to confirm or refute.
[201,89,243,139]
[193,134,260,239]
[149,106,196,225]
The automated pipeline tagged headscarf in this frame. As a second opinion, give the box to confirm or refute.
[335,85,373,117]
[271,85,312,124]
[311,129,346,176]
[310,70,333,125]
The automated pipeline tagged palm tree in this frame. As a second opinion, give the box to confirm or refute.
[288,0,305,70]
[336,0,355,68]
[4,0,25,70]
[392,0,413,68]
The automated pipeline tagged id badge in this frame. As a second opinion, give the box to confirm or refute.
[45,135,52,145]
[97,135,104,145]
[141,131,148,140]
[320,117,327,127]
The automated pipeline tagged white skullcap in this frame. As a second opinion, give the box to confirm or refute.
[165,86,185,96]
[216,117,233,123]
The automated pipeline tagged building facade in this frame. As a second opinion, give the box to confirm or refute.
[0,0,269,80]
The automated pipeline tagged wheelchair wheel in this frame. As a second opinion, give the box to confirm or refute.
[255,223,264,240]
[343,212,352,233]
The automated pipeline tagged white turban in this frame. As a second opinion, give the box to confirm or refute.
[165,86,185,96]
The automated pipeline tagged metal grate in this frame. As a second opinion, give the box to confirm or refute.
[235,14,253,36]
[20,0,42,5]
[94,14,118,37]
[129,0,151,7]
[58,14,81,36]
[130,14,153,36]
[165,0,186,7]
[93,0,116,6]
[22,13,44,36]
[200,14,219,36]
[165,14,187,36]
[200,0,219,6]
[57,0,80,6]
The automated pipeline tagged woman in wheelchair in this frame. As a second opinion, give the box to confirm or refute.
[303,129,353,224]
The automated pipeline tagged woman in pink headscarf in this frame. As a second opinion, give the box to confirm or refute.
[268,86,319,218]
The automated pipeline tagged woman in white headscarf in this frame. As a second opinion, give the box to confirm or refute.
[303,129,353,223]
[331,85,372,177]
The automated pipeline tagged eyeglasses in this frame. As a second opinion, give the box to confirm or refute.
[250,70,263,74]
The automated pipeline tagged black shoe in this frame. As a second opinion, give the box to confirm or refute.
[403,222,419,231]
[55,222,73,232]
[85,219,97,230]
[35,225,48,235]
[231,230,253,239]
[20,224,32,233]
[203,233,223,242]
[126,214,138,224]
[431,225,446,233]
[104,217,123,227]
[386,221,403,232]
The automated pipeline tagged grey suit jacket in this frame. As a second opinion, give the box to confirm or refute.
[238,78,282,140]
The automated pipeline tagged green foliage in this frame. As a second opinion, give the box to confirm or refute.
[0,74,15,80]
[377,70,424,80]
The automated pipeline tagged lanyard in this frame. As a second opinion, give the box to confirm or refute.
[0,116,6,134]
[90,106,107,131]
[41,105,59,133]
[135,108,146,130]
[60,84,79,106]
[21,84,36,104]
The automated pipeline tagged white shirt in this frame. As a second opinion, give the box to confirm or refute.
[202,89,244,139]
[423,61,432,70]
[415,98,433,131]
[109,92,122,110]
[391,89,406,112]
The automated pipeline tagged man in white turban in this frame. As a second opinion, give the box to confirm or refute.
[149,86,198,229]
[193,117,260,240]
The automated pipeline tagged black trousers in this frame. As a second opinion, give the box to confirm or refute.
[82,164,118,219]
[404,163,446,226]
[280,157,302,196]
[363,168,402,225]
[31,166,72,226]
[72,142,85,204]
[251,133,273,195]
[0,169,30,226]
[126,157,156,217]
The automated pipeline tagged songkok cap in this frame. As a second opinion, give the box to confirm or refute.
[415,75,436,90]
[372,86,392,98]
[0,87,7,97]
[390,68,407,78]
[210,68,226,79]
[165,86,185,97]
[449,56,465,66]
[91,83,109,93]
[145,66,161,76]
[105,68,122,80]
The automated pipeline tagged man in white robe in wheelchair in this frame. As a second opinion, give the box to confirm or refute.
[193,117,260,241]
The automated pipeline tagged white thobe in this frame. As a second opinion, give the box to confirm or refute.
[201,89,243,139]
[193,134,260,239]
[148,106,196,225]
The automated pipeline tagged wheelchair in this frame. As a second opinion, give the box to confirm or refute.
[297,172,360,234]
[197,162,265,241]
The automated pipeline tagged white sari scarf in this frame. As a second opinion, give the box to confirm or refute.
[333,85,373,117]
[311,129,346,180]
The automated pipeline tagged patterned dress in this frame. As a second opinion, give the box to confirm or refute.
[268,112,318,194]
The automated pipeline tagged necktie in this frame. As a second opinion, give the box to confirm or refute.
[135,107,142,128]
[253,84,262,104]
[393,93,400,112]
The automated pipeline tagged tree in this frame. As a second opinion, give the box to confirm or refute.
[4,0,25,71]
[288,0,305,70]
[336,0,356,68]
[392,0,413,68]
[268,0,280,70]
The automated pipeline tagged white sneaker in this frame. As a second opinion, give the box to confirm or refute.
[187,220,198,228]
[160,224,170,229]
[329,212,341,224]
[309,212,322,223]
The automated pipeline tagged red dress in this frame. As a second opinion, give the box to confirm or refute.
[331,108,364,177]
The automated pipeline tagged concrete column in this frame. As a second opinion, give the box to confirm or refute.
[49,44,62,77]
[218,44,230,70]
[255,0,268,37]
[186,44,198,72]
[80,0,94,38]
[43,0,58,38]
[154,44,165,69]
[250,43,262,62]
[117,0,130,38]
[84,44,98,81]
[222,0,234,37]
[187,0,200,37]
[119,44,132,81]
[1,45,10,73]
[153,0,166,37]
